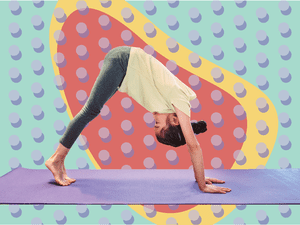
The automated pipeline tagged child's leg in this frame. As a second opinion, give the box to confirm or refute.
[59,46,131,149]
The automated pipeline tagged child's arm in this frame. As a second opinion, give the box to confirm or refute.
[173,105,232,194]
[173,105,206,191]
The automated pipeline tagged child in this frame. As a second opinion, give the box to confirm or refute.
[45,46,231,194]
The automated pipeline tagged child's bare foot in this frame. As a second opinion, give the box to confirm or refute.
[45,158,72,186]
[62,163,76,183]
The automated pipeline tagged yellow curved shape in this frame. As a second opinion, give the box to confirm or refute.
[49,0,278,224]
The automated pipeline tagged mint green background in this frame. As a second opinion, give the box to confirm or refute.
[1,0,299,224]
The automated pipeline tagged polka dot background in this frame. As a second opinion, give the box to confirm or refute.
[2,0,299,225]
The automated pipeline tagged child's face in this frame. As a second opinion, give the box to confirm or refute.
[152,113,178,137]
[153,112,168,137]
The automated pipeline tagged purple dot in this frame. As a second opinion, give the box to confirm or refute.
[98,60,104,70]
[144,135,155,146]
[233,150,246,165]
[234,37,245,49]
[76,67,89,83]
[168,0,179,8]
[121,142,134,158]
[144,0,155,14]
[100,105,109,116]
[144,157,155,169]
[278,22,291,37]
[121,142,132,154]
[278,90,290,101]
[9,67,22,83]
[76,22,89,38]
[166,15,177,26]
[211,23,223,38]
[188,30,201,45]
[9,1,22,15]
[76,90,88,105]
[256,8,268,23]
[234,15,246,30]
[99,150,110,161]
[9,22,21,38]
[9,135,22,150]
[31,105,44,120]
[121,8,134,23]
[54,52,66,68]
[31,15,44,30]
[211,135,222,145]
[256,53,267,63]
[166,15,179,30]
[99,127,110,139]
[211,135,224,150]
[53,75,67,90]
[188,75,201,90]
[190,98,201,113]
[256,75,267,86]
[9,45,21,60]
[278,157,290,169]
[278,67,291,83]
[76,1,89,15]
[98,127,112,142]
[189,7,201,23]
[235,0,247,8]
[278,45,291,60]
[9,112,21,128]
[211,90,224,105]
[166,150,179,165]
[121,120,132,131]
[211,0,224,15]
[54,30,66,45]
[54,8,66,23]
[33,0,44,8]
[31,127,44,143]
[211,112,223,124]
[121,97,134,113]
[53,120,66,135]
[256,52,268,68]
[31,37,44,53]
[256,30,268,45]
[233,127,246,142]
[144,45,156,57]
[121,30,133,43]
[166,150,177,161]
[233,105,246,120]
[99,38,109,48]
[122,165,132,169]
[144,135,156,150]
[99,15,109,26]
[31,82,44,98]
[166,60,178,75]
[233,60,246,75]
[279,112,291,128]
[98,38,111,52]
[278,0,291,15]
[76,45,88,57]
[143,112,155,128]
[211,157,223,169]
[166,38,179,53]
[278,135,291,150]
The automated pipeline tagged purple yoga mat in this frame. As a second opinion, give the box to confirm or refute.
[0,167,299,205]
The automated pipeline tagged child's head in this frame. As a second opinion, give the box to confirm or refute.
[153,113,207,147]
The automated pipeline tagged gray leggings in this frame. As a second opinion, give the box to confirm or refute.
[59,46,131,149]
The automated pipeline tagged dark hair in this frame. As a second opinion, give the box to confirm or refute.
[155,120,207,147]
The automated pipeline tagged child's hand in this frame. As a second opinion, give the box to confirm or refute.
[194,176,226,184]
[200,184,231,194]
[205,177,225,184]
